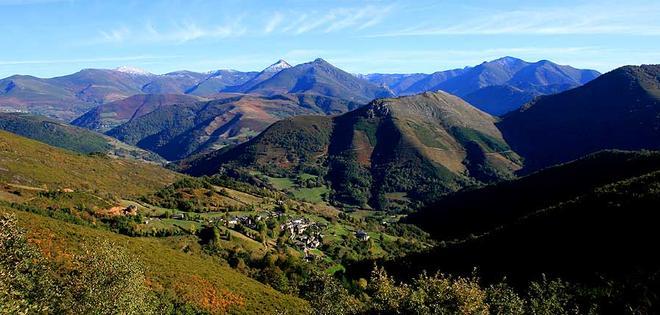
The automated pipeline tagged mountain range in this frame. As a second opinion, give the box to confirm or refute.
[364,57,600,115]
[0,66,259,121]
[1,57,598,122]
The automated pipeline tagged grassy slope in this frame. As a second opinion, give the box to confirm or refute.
[0,130,178,197]
[0,112,111,153]
[4,207,310,314]
[0,112,164,162]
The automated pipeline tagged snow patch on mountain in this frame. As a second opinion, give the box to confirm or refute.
[263,59,291,73]
[114,66,153,76]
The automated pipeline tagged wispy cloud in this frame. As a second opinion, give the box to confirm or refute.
[0,55,178,66]
[271,5,394,35]
[371,3,660,37]
[96,18,246,44]
[99,26,130,43]
[324,5,394,33]
[264,12,284,34]
[91,4,394,44]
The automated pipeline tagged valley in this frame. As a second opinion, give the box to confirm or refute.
[1,52,659,314]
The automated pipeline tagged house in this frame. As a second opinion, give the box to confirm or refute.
[172,213,185,220]
[356,230,370,241]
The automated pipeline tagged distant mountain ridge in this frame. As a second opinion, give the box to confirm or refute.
[0,58,390,121]
[361,57,600,115]
[0,67,256,121]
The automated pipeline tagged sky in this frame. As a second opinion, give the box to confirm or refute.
[1,0,660,78]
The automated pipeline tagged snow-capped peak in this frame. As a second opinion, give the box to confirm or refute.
[114,66,152,76]
[263,59,291,73]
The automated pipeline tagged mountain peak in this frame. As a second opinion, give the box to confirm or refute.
[489,56,525,65]
[263,59,292,73]
[312,58,330,65]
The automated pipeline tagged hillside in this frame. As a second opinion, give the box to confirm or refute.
[2,207,310,314]
[0,74,91,121]
[71,94,204,132]
[0,125,424,314]
[0,130,179,197]
[179,91,521,210]
[0,112,163,162]
[247,58,393,103]
[399,151,660,284]
[498,64,660,172]
[408,150,660,240]
[106,93,362,160]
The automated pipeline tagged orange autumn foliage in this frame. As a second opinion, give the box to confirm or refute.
[174,274,245,314]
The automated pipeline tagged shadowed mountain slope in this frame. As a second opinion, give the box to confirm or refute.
[498,64,660,172]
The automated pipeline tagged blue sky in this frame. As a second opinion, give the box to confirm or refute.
[1,0,660,78]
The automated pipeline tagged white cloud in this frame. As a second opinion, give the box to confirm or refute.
[295,13,336,35]
[96,18,246,44]
[268,5,393,35]
[91,4,393,44]
[99,26,130,43]
[264,12,284,34]
[371,2,660,37]
[281,14,308,33]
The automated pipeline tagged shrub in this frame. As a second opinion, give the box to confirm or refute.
[0,212,157,314]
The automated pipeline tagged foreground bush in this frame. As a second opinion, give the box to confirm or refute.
[0,212,156,314]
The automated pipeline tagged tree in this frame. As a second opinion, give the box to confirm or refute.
[527,276,577,315]
[58,241,157,314]
[0,213,56,313]
[300,271,360,315]
[0,212,157,314]
[198,225,221,246]
[487,282,525,315]
[368,266,409,314]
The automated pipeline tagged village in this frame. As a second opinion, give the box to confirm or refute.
[139,205,372,257]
